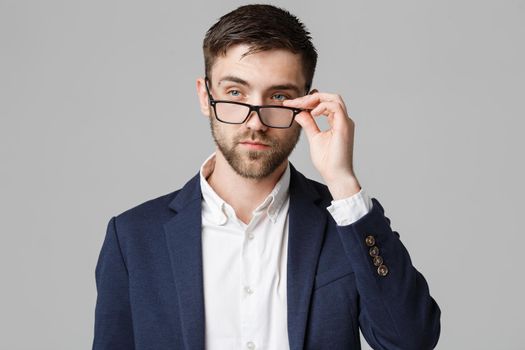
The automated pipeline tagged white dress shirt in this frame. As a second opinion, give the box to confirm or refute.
[199,152,373,350]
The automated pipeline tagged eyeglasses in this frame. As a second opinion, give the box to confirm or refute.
[204,77,309,129]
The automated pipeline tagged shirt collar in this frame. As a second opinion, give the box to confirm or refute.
[199,152,290,225]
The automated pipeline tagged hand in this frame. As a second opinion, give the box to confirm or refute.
[283,91,362,200]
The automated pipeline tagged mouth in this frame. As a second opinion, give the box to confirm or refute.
[239,141,271,150]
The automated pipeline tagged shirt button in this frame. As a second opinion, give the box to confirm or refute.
[247,233,254,240]
[246,341,256,349]
[244,286,254,294]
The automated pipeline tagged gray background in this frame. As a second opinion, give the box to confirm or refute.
[1,0,524,349]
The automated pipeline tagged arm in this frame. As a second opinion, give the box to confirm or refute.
[328,191,441,349]
[92,216,135,350]
[285,90,440,348]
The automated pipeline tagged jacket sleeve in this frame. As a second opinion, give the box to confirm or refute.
[336,198,441,350]
[92,216,135,350]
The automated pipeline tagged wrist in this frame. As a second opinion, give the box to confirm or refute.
[326,174,362,200]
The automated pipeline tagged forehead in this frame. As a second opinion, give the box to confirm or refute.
[210,44,306,89]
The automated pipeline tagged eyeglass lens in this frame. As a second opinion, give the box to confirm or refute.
[214,102,294,128]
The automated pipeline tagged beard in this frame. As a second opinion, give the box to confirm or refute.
[209,115,301,180]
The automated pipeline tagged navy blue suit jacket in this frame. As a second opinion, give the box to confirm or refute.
[93,163,440,349]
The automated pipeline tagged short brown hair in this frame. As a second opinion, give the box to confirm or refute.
[203,4,318,92]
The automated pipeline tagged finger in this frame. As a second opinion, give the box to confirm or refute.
[282,95,323,110]
[284,92,347,112]
[294,111,321,142]
[310,92,348,113]
[282,94,313,107]
[309,101,349,131]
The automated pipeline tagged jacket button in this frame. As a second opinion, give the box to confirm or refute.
[373,255,384,267]
[365,235,376,247]
[369,246,379,257]
[377,264,389,276]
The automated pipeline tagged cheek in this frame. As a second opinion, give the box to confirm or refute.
[212,121,238,143]
[280,127,301,143]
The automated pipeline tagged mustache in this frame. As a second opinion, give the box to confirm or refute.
[235,132,274,146]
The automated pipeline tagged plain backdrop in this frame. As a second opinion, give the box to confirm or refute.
[1,0,524,349]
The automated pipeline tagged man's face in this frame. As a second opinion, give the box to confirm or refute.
[199,44,306,180]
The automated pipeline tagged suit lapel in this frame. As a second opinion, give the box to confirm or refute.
[287,164,328,350]
[164,172,205,350]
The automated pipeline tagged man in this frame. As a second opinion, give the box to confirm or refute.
[93,4,440,350]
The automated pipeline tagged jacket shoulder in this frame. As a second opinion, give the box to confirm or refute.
[112,188,181,228]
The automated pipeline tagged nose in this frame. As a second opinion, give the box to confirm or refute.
[244,109,268,132]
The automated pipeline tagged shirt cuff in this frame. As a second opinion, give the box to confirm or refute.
[326,188,373,226]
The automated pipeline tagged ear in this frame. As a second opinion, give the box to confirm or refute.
[196,77,211,117]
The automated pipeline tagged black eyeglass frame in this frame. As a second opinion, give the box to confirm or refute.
[204,76,310,129]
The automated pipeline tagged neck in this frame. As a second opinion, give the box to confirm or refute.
[206,149,288,224]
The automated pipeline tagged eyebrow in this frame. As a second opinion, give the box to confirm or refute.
[218,75,303,95]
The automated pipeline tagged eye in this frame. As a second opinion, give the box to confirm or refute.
[272,93,289,101]
[227,90,241,97]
